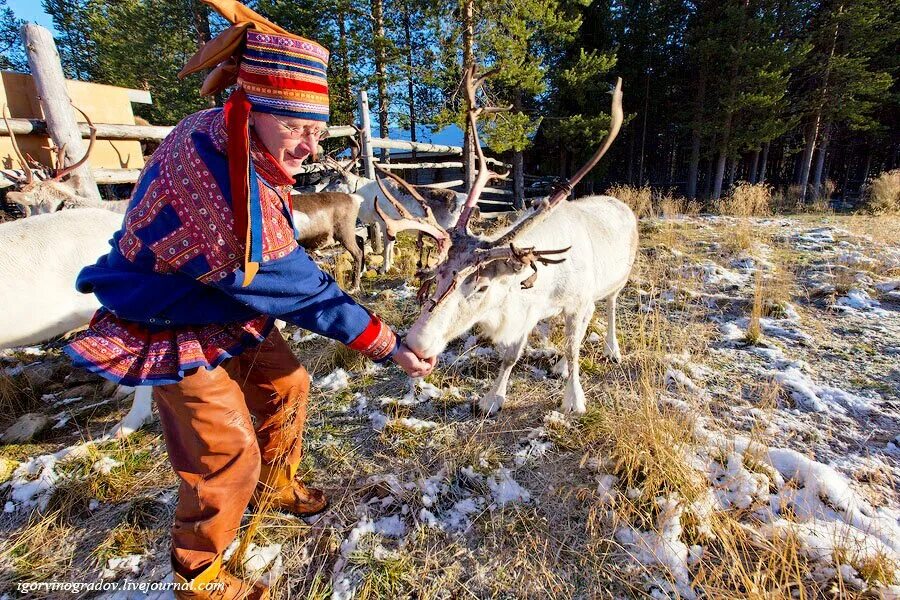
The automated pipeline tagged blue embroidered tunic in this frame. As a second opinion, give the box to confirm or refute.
[65,108,397,386]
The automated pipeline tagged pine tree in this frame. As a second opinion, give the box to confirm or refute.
[793,0,894,201]
[0,0,26,72]
[253,0,367,126]
[541,0,618,185]
[42,0,99,80]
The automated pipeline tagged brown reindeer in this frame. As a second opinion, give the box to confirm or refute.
[290,191,366,292]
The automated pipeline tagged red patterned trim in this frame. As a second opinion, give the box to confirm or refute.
[64,309,273,386]
[348,315,397,362]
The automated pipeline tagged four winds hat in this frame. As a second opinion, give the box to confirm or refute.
[179,0,330,285]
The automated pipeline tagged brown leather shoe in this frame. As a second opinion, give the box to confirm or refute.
[173,556,269,600]
[251,462,329,517]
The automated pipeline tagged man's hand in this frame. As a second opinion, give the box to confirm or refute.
[392,343,437,378]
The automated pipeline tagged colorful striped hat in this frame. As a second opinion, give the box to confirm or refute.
[238,31,330,122]
[179,0,330,122]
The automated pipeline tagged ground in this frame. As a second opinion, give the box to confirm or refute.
[0,212,898,599]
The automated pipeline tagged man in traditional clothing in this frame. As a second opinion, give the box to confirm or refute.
[64,1,435,597]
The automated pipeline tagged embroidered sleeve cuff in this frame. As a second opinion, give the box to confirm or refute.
[347,315,399,363]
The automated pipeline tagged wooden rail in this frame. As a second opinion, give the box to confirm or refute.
[0,119,356,142]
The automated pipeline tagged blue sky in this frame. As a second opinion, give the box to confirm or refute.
[8,1,56,31]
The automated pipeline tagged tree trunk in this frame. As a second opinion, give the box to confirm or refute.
[462,0,476,190]
[337,1,354,120]
[796,116,819,202]
[402,2,417,182]
[748,149,760,184]
[686,129,702,198]
[798,4,841,203]
[711,113,731,200]
[626,126,635,185]
[371,0,390,162]
[702,147,715,200]
[861,151,872,185]
[512,89,524,209]
[21,24,100,201]
[725,156,737,191]
[841,154,852,201]
[811,122,831,199]
[758,142,770,183]
[638,61,651,185]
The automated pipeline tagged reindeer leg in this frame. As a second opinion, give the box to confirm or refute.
[603,289,623,363]
[476,335,528,417]
[110,386,154,439]
[561,305,592,414]
[337,220,363,293]
[382,237,395,274]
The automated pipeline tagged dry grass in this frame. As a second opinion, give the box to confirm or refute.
[0,211,895,598]
[717,182,772,217]
[607,185,701,219]
[0,371,42,425]
[608,184,653,218]
[658,194,701,219]
[746,272,764,345]
[91,523,156,568]
[861,169,900,214]
[0,512,74,584]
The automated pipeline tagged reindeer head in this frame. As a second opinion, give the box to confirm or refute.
[2,104,97,216]
[377,67,623,358]
[322,155,366,194]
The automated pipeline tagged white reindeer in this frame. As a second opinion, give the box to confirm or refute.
[0,208,153,437]
[322,157,465,273]
[0,208,121,347]
[2,105,130,216]
[382,69,635,415]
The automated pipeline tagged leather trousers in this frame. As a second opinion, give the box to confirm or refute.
[153,328,310,574]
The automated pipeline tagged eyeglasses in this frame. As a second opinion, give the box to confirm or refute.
[271,114,330,140]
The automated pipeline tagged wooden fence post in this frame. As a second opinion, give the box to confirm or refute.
[20,23,101,201]
[357,90,376,180]
[357,89,383,253]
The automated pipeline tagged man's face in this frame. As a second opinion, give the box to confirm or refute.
[250,112,328,176]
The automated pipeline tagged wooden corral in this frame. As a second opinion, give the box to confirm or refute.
[0,71,149,173]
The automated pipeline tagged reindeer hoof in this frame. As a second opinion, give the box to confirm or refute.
[561,402,586,415]
[473,395,503,417]
[603,348,622,364]
[551,357,569,379]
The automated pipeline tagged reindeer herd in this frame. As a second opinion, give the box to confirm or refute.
[0,71,636,420]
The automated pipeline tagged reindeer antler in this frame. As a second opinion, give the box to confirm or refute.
[2,105,34,185]
[322,154,359,176]
[372,167,450,257]
[453,64,512,234]
[52,103,97,182]
[418,77,624,312]
[493,78,623,247]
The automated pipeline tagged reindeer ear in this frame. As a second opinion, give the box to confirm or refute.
[481,258,529,280]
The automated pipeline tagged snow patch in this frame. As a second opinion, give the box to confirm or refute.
[487,468,531,507]
[317,369,350,392]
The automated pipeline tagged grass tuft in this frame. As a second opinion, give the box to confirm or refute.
[717,182,772,217]
[861,169,900,214]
